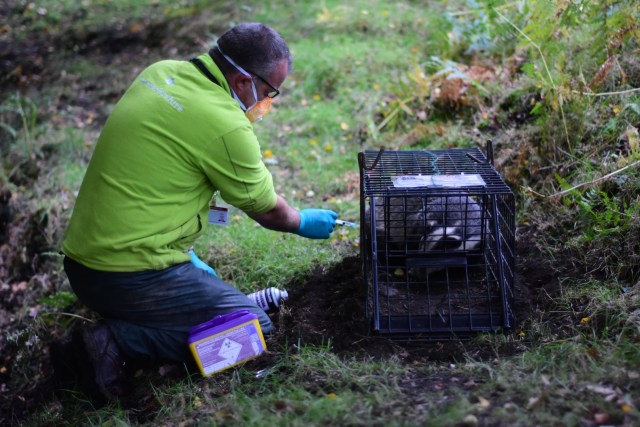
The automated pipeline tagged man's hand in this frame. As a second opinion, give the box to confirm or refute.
[249,196,338,239]
[188,248,218,277]
[295,209,338,239]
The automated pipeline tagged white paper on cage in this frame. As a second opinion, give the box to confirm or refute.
[391,174,486,188]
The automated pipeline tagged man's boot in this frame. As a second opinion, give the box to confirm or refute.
[76,321,131,400]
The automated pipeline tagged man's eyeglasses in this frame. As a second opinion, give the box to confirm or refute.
[250,73,280,99]
[217,47,281,99]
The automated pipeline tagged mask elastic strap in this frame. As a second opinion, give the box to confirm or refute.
[218,47,259,107]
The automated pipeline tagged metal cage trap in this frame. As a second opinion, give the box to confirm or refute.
[358,142,516,339]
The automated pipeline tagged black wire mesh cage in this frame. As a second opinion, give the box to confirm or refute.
[358,143,516,338]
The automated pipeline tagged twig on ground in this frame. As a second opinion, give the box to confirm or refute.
[549,159,640,198]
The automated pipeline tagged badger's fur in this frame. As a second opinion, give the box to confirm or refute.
[371,195,487,277]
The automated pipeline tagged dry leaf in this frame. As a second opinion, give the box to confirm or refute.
[11,281,27,292]
[625,125,639,152]
[462,414,478,425]
[158,364,175,376]
[593,411,610,424]
[527,395,544,410]
[463,378,477,388]
[541,374,550,386]
[476,396,491,410]
[129,22,145,33]
[437,77,469,109]
[589,55,617,90]
[467,65,497,82]
[586,384,618,396]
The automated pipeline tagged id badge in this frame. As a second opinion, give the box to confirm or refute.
[208,205,229,226]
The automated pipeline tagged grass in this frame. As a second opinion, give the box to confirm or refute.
[199,212,359,291]
[3,0,640,425]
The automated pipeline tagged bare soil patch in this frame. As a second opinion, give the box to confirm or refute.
[275,224,555,363]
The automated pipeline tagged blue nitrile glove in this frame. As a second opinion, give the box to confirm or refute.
[295,209,339,239]
[188,248,218,277]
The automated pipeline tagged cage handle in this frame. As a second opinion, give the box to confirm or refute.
[465,140,494,166]
[361,147,385,171]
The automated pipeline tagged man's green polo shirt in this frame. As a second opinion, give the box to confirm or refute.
[62,54,277,271]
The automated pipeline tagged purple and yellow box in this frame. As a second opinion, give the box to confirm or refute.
[188,310,267,377]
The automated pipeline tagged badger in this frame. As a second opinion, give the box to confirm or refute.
[370,194,487,279]
[374,195,485,250]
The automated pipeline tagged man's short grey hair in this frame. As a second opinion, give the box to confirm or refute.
[213,22,292,77]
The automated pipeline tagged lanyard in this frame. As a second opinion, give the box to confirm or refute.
[190,56,221,87]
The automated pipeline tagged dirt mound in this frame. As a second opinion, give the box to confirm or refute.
[278,255,369,350]
[274,225,554,362]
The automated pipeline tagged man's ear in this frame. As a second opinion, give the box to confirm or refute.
[229,72,252,94]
